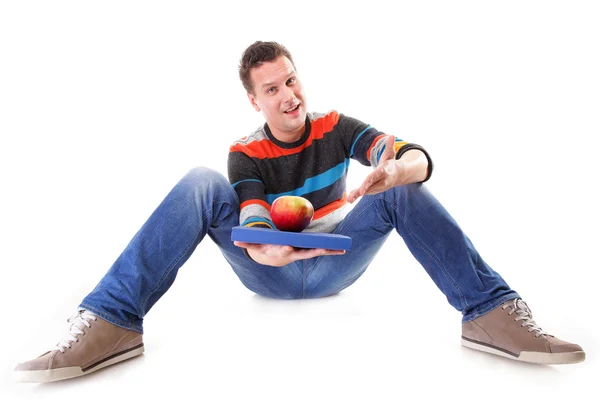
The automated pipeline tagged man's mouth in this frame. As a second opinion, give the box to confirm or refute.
[284,104,301,114]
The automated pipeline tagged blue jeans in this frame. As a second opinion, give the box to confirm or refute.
[80,167,519,333]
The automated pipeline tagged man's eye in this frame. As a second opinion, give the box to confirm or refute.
[287,77,296,84]
[267,87,276,94]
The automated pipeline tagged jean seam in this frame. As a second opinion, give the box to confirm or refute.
[140,205,212,313]
[306,195,389,296]
[382,196,469,311]
[302,260,307,299]
[210,201,238,229]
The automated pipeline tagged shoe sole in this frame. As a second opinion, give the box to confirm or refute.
[14,343,144,383]
[461,337,585,365]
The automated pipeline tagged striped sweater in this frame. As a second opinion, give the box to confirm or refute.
[227,110,433,233]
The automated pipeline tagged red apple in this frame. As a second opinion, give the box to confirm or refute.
[270,196,314,232]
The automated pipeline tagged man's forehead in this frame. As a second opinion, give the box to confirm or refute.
[252,57,296,86]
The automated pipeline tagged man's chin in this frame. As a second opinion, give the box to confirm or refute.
[290,111,307,125]
[284,116,307,137]
[285,108,306,122]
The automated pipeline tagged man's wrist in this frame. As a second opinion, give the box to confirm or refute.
[395,150,428,184]
[395,145,433,183]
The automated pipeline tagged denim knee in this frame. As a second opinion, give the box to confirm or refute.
[184,166,229,187]
[181,167,237,201]
[390,182,424,197]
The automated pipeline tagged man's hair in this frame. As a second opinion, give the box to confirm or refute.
[239,41,296,94]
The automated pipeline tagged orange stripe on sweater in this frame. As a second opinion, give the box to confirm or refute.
[230,111,340,159]
[313,192,347,220]
[241,199,271,211]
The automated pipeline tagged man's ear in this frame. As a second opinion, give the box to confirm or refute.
[247,92,261,112]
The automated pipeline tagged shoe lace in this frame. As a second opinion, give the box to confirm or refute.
[502,298,550,338]
[54,310,98,353]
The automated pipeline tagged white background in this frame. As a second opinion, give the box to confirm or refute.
[1,1,599,399]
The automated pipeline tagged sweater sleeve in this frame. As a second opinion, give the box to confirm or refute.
[227,148,275,229]
[338,113,434,182]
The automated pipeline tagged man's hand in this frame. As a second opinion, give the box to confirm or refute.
[347,136,428,204]
[234,241,346,267]
[348,136,404,204]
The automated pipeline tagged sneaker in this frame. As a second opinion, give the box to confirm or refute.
[461,298,585,364]
[14,309,144,382]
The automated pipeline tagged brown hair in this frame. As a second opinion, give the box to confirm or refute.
[239,41,296,94]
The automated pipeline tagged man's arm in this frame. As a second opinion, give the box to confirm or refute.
[337,113,433,180]
[347,136,433,203]
[228,148,275,229]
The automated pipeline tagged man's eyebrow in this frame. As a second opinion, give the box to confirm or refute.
[261,71,295,90]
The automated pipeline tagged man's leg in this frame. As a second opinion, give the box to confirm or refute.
[306,183,518,318]
[79,166,306,329]
[305,183,584,364]
[15,167,302,383]
[78,167,242,332]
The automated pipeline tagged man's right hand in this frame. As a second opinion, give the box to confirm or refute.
[233,241,346,267]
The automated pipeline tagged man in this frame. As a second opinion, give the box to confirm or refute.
[14,41,585,383]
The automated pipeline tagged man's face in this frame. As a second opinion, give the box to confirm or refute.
[247,56,307,143]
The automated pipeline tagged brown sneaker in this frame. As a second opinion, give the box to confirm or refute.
[14,309,144,382]
[462,298,585,364]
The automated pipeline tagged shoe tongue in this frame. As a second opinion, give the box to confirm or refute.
[514,299,533,316]
[70,310,95,331]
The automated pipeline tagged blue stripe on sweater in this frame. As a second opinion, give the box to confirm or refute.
[376,138,403,164]
[376,145,386,164]
[266,159,350,203]
[232,178,262,188]
[349,125,372,157]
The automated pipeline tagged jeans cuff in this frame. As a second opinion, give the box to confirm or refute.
[79,303,144,334]
[461,292,520,323]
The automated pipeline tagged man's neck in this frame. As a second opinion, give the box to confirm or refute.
[270,129,304,143]
[267,122,307,144]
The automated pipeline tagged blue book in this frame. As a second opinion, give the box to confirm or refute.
[231,226,352,251]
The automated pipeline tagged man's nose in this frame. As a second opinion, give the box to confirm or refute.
[283,87,296,103]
